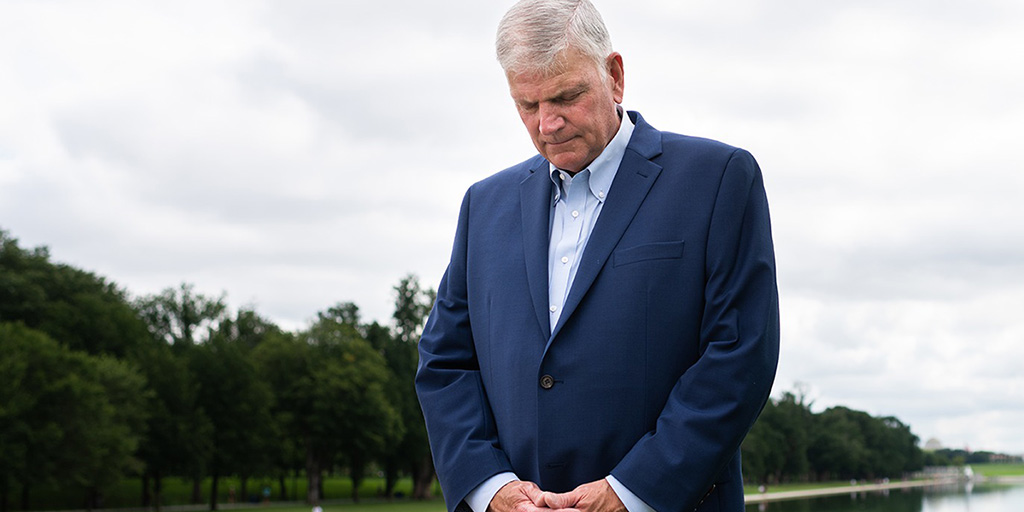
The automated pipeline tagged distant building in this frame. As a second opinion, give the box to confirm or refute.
[924,438,944,451]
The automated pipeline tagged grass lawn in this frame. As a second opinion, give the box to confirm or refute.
[971,463,1024,477]
[269,502,446,512]
[17,477,443,511]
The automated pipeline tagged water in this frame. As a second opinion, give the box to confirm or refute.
[744,482,1024,512]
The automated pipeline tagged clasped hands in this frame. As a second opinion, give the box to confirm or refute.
[487,478,626,512]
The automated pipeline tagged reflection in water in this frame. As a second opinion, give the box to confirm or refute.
[745,483,1024,512]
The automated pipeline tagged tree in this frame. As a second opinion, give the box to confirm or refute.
[743,385,925,484]
[132,340,211,510]
[135,283,228,503]
[73,356,150,510]
[135,283,227,348]
[191,310,277,510]
[373,275,436,499]
[243,324,303,501]
[0,322,148,511]
[253,335,315,502]
[0,229,148,357]
[0,323,61,512]
[254,304,401,504]
[809,407,870,480]
[307,304,402,502]
[214,309,290,500]
[862,415,922,478]
[769,392,812,481]
[741,402,787,485]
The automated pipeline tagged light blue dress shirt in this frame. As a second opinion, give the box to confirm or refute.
[547,107,634,332]
[465,109,654,512]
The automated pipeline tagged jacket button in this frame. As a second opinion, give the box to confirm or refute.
[540,375,555,389]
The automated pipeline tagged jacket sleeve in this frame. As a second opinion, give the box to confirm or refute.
[610,149,780,512]
[415,187,515,512]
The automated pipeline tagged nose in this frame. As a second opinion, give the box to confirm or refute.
[538,104,565,136]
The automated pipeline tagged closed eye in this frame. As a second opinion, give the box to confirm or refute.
[554,88,585,104]
[517,100,538,112]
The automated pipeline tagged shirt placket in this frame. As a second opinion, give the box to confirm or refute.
[549,171,590,330]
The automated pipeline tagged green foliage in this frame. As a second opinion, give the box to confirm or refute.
[252,303,402,503]
[191,313,278,507]
[135,283,227,347]
[742,392,925,484]
[306,305,403,501]
[71,354,151,503]
[0,322,149,509]
[929,448,1023,466]
[0,230,148,357]
[380,275,435,499]
[1,228,439,509]
[132,338,213,504]
[743,391,808,483]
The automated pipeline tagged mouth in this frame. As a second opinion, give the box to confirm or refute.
[545,137,576,148]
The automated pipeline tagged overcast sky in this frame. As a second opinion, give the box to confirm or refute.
[2,0,1022,456]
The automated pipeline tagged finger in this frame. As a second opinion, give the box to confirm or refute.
[523,485,546,506]
[542,491,577,509]
[519,503,554,512]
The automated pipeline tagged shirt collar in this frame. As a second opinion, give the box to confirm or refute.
[549,105,635,205]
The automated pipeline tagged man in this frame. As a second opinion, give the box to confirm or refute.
[415,1,779,511]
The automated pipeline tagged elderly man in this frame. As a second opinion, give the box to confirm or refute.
[414,1,780,512]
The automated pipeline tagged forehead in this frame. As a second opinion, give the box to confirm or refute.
[507,58,602,101]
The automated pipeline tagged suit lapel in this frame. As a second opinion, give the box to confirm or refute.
[549,113,664,340]
[520,157,554,338]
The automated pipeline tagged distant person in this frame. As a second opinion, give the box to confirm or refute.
[415,1,779,511]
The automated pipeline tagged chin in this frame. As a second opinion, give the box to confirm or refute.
[547,153,584,172]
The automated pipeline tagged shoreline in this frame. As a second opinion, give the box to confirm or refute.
[744,475,1024,504]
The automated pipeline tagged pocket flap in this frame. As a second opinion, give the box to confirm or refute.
[613,240,685,267]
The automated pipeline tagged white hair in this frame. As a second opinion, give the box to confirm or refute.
[496,0,613,76]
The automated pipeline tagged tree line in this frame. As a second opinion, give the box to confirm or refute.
[1,230,434,511]
[741,390,929,485]
[4,228,992,511]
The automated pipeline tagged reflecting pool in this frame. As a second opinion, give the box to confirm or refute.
[744,482,1024,512]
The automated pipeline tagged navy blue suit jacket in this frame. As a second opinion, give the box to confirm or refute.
[415,112,780,512]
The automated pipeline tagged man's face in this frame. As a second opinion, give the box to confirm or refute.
[507,51,625,174]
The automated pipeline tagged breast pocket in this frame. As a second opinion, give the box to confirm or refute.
[612,240,685,267]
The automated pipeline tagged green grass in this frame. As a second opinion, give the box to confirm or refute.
[274,502,446,512]
[16,476,444,511]
[971,463,1024,477]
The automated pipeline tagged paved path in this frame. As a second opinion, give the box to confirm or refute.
[745,476,970,504]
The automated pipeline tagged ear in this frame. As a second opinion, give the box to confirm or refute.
[606,52,625,104]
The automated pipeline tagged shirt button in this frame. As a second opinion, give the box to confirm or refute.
[540,375,555,389]
[561,256,569,264]
[571,210,579,218]
[598,191,605,198]
[549,305,557,312]
[560,173,567,180]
